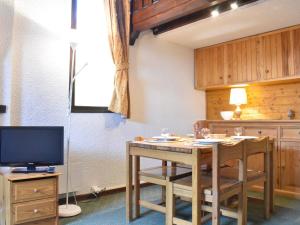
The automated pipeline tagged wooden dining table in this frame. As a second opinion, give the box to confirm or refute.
[126,138,274,225]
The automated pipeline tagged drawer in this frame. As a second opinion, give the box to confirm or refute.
[281,128,300,139]
[12,198,57,224]
[22,218,57,225]
[244,127,277,138]
[12,178,57,203]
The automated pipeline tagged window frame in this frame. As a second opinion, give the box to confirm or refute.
[70,0,112,114]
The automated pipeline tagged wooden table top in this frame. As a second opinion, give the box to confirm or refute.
[129,137,274,154]
[129,139,213,154]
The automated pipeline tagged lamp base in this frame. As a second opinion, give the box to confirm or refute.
[59,204,82,217]
[234,105,242,119]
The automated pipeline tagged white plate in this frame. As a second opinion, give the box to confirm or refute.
[145,139,175,143]
[231,136,257,140]
[152,136,180,141]
[194,138,225,144]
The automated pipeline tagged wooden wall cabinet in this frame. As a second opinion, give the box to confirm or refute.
[195,25,300,90]
[208,120,300,199]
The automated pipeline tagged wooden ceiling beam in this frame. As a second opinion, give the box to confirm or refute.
[130,0,260,45]
[152,0,260,35]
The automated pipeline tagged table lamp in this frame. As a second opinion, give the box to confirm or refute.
[229,87,247,119]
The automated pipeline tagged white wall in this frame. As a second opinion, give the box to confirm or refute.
[0,0,205,194]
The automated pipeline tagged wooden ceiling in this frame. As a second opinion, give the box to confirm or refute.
[130,0,259,45]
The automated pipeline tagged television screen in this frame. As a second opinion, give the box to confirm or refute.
[0,126,64,167]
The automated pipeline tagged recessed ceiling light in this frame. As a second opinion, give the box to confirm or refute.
[230,2,239,10]
[211,9,220,17]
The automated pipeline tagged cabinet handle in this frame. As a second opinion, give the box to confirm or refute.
[33,209,38,213]
[258,130,262,135]
[265,69,269,74]
[219,76,223,80]
[228,74,231,78]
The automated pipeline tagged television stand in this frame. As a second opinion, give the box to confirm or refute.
[12,165,55,173]
[0,169,61,225]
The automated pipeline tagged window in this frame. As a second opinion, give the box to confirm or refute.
[71,0,115,113]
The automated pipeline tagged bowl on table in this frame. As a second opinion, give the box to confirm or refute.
[220,111,234,120]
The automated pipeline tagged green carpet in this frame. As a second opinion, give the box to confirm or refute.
[60,186,300,225]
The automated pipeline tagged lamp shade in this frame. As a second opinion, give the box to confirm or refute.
[229,88,247,105]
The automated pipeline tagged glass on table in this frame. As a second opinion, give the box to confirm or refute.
[161,128,170,137]
[234,127,244,136]
[200,128,211,139]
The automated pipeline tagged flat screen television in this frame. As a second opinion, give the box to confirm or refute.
[0,126,64,173]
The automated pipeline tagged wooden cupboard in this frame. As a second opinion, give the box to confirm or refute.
[195,25,300,90]
[207,120,300,199]
[0,172,60,225]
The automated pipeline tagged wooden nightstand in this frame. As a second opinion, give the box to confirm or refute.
[0,171,61,225]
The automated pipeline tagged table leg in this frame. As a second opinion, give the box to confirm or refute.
[269,143,274,213]
[192,149,201,225]
[126,143,133,222]
[134,156,141,218]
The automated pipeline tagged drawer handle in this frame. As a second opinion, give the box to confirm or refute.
[33,209,38,213]
[33,188,38,193]
[258,130,262,135]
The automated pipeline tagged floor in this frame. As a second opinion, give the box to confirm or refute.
[60,186,300,225]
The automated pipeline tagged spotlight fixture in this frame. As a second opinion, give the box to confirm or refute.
[211,9,220,17]
[230,2,239,10]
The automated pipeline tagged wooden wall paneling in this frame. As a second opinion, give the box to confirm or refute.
[271,34,278,79]
[236,41,243,83]
[241,40,248,82]
[206,82,300,120]
[225,43,233,84]
[275,32,283,78]
[251,37,259,81]
[194,49,205,89]
[204,48,212,86]
[281,30,293,76]
[214,45,225,85]
[261,34,272,80]
[292,28,300,75]
[206,48,213,86]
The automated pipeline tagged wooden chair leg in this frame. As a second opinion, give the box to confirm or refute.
[166,182,174,225]
[264,180,270,219]
[237,188,247,225]
[212,201,220,225]
[162,161,167,203]
[264,151,271,219]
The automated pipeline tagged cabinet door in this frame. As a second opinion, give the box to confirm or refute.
[260,31,293,80]
[280,141,300,193]
[194,45,225,89]
[226,37,260,84]
[292,28,300,76]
